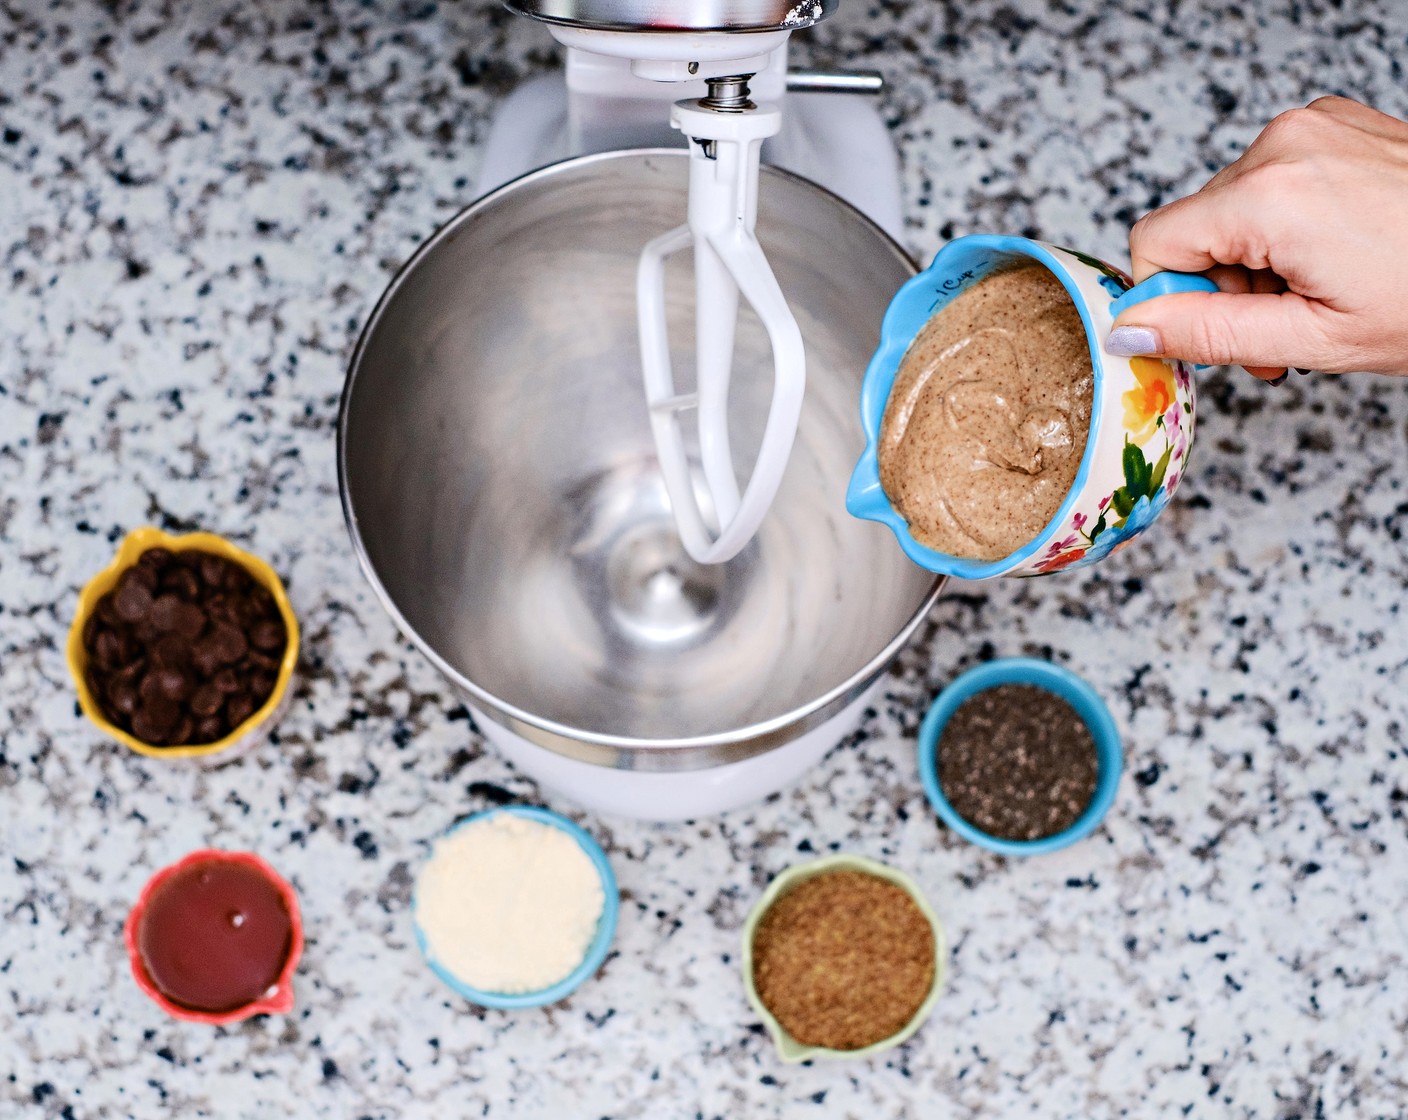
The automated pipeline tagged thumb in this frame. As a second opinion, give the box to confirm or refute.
[1105,290,1332,370]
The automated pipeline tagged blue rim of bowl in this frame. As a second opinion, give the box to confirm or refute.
[917,658,1123,856]
[844,234,1106,578]
[411,804,619,1009]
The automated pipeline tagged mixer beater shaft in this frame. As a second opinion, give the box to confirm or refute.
[638,74,806,565]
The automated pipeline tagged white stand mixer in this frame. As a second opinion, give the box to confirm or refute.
[480,0,903,563]
[339,0,935,821]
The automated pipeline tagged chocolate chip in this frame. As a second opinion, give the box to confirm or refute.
[250,619,284,653]
[247,650,281,673]
[149,595,186,632]
[139,548,172,570]
[169,714,195,746]
[132,698,179,742]
[206,594,236,624]
[173,601,206,640]
[196,623,247,669]
[139,671,166,705]
[226,693,255,728]
[83,611,100,651]
[126,562,158,591]
[161,565,200,601]
[114,575,154,622]
[153,666,193,703]
[150,634,191,670]
[94,628,124,670]
[113,657,146,685]
[95,593,121,626]
[150,595,205,639]
[130,614,159,645]
[195,716,225,742]
[191,644,221,679]
[212,667,242,694]
[110,683,139,716]
[199,553,233,590]
[130,708,162,743]
[233,596,259,627]
[250,672,276,702]
[190,682,224,718]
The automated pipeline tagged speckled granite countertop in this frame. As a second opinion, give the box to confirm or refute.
[4,1,1408,1117]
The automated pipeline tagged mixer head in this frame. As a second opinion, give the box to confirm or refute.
[501,0,836,33]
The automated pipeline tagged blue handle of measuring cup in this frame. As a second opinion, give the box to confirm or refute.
[1109,271,1219,317]
[1108,271,1220,369]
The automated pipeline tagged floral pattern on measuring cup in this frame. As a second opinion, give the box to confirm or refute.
[1035,357,1194,574]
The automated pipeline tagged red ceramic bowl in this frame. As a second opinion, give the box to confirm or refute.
[124,850,304,1025]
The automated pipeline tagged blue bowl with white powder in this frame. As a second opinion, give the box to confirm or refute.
[411,804,619,1009]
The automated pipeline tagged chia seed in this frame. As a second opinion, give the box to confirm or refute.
[936,683,1099,841]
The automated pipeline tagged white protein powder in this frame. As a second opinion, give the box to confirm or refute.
[415,814,606,994]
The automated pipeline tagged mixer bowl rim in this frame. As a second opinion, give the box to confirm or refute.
[336,147,945,758]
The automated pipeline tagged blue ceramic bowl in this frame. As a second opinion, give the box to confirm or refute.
[411,804,619,1009]
[917,658,1122,856]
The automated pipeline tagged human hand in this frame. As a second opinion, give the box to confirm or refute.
[1105,96,1408,380]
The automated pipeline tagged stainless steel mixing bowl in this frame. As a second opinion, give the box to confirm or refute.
[339,150,942,772]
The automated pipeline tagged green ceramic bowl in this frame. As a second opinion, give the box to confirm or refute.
[741,854,946,1063]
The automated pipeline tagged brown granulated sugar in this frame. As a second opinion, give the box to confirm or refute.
[751,869,936,1051]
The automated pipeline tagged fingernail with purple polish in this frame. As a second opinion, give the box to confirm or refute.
[1105,326,1163,358]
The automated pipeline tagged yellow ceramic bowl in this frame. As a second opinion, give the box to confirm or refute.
[66,526,299,761]
[741,854,947,1063]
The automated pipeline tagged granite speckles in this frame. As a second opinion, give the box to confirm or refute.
[5,0,1408,1117]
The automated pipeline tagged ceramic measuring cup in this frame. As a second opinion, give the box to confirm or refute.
[846,235,1217,578]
